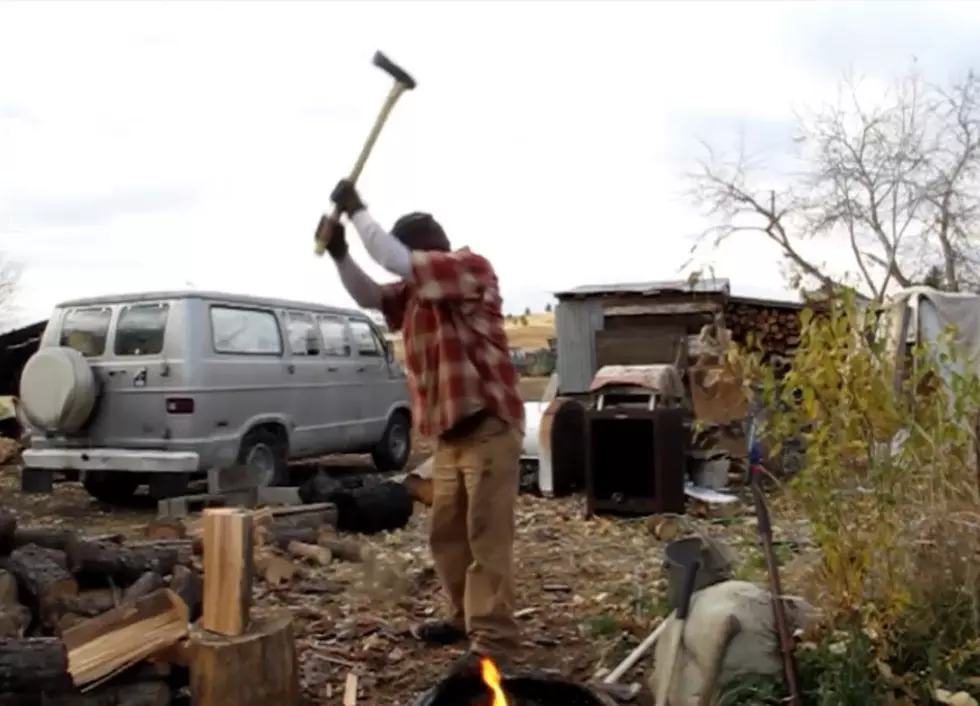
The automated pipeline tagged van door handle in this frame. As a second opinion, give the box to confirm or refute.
[356,366,367,373]
[287,364,295,374]
[326,366,338,373]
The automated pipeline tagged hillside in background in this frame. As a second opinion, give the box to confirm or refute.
[386,311,555,362]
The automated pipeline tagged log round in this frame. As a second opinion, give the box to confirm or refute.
[168,565,202,622]
[11,528,80,554]
[0,637,72,693]
[190,612,298,706]
[6,544,78,626]
[68,540,182,584]
[331,481,414,534]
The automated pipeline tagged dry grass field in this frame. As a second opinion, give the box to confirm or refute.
[502,311,556,349]
[386,311,556,363]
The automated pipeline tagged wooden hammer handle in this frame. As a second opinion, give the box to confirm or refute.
[314,82,409,256]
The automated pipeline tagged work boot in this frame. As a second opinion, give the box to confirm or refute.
[410,620,466,646]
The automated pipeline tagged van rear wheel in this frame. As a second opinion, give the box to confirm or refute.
[82,472,140,505]
[237,429,288,487]
[372,412,412,472]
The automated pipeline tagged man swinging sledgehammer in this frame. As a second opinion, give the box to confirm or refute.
[324,179,525,672]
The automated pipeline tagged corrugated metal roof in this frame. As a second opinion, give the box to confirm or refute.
[727,294,805,310]
[0,320,46,347]
[554,278,731,299]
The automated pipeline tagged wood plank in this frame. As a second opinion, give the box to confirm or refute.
[62,588,189,688]
[343,672,358,706]
[201,509,253,636]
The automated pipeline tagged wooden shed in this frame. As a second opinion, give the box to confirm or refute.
[553,278,808,394]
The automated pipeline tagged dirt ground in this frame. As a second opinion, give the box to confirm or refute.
[0,464,810,705]
[0,368,811,705]
[517,375,552,402]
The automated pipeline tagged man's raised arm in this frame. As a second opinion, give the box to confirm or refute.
[350,210,413,279]
[336,254,382,310]
[322,219,409,332]
[328,179,413,279]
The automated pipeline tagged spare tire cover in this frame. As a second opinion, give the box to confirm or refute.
[19,347,98,434]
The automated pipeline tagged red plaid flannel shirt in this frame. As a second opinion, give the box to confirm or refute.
[380,248,524,439]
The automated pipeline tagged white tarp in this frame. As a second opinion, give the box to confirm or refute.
[883,287,980,427]
[890,286,980,376]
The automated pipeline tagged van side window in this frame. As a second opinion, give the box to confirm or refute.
[349,319,383,357]
[114,303,170,356]
[317,315,351,357]
[285,312,320,356]
[210,306,282,355]
[60,307,112,357]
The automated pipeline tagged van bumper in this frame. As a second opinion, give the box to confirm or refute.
[22,448,200,473]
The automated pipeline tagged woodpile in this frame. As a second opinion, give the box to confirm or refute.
[0,502,344,706]
[0,514,194,705]
[725,303,802,356]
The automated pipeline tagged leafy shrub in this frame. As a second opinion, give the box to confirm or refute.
[731,292,980,701]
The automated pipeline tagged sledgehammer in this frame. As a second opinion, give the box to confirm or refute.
[314,51,417,256]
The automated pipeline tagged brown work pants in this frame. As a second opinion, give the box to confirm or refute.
[430,415,522,657]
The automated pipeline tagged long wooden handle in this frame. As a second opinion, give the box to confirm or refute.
[314,82,408,256]
[603,619,670,684]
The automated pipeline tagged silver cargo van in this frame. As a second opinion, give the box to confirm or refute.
[19,290,412,503]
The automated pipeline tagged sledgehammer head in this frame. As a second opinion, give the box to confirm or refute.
[373,51,417,90]
[314,214,339,255]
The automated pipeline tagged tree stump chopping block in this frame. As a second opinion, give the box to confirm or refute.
[0,637,72,693]
[68,540,181,584]
[6,544,78,627]
[190,612,299,706]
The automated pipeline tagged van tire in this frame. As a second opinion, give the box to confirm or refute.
[237,429,288,487]
[82,472,140,505]
[372,412,412,472]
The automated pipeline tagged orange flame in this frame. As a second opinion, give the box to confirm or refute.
[479,656,509,706]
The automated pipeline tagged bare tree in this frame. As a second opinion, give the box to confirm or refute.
[0,254,22,327]
[688,62,980,300]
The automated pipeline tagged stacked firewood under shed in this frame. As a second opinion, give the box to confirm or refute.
[0,502,342,706]
[725,302,803,357]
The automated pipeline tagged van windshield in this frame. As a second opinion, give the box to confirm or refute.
[60,307,112,357]
[115,303,170,356]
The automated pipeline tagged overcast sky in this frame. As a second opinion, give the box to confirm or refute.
[2,0,980,327]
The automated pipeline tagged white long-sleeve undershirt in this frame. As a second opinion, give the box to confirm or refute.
[350,210,413,278]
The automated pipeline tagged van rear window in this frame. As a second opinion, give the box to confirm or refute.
[115,303,170,356]
[60,307,112,357]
